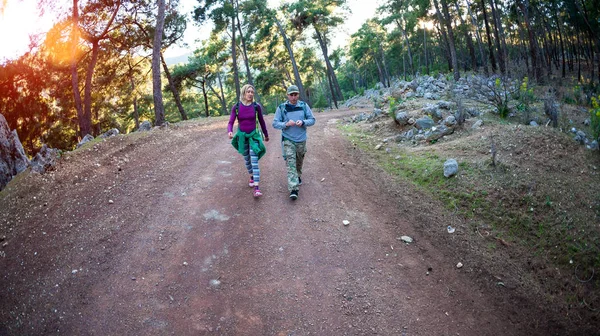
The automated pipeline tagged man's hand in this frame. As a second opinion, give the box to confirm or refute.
[285,120,296,127]
[295,120,303,126]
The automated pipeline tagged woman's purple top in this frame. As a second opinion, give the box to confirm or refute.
[228,102,269,138]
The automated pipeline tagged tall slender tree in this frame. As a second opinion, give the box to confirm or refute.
[288,0,347,106]
[152,0,166,126]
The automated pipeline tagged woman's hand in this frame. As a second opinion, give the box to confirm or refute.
[228,132,233,139]
[264,136,269,142]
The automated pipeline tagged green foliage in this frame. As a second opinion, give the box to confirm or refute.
[373,97,384,109]
[388,97,397,119]
[516,77,536,124]
[488,77,514,119]
[590,95,600,140]
[563,85,586,105]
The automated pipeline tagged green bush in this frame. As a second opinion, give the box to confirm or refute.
[591,95,600,140]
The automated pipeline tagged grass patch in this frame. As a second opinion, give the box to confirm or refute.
[339,121,600,285]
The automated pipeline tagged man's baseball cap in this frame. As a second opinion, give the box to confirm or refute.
[286,85,299,94]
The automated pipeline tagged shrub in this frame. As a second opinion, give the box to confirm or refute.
[590,95,600,141]
[516,77,535,124]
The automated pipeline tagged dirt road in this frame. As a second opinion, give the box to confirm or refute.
[1,108,560,335]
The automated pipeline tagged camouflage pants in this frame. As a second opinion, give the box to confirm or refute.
[282,139,306,192]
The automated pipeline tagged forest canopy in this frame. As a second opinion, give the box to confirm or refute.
[1,0,600,155]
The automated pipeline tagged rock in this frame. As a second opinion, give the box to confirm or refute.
[425,125,454,142]
[437,100,453,109]
[395,111,410,126]
[415,116,435,130]
[444,159,459,178]
[444,115,457,127]
[0,113,30,191]
[471,119,484,129]
[138,120,152,132]
[30,145,60,174]
[574,130,587,145]
[100,128,120,138]
[77,134,94,148]
[398,236,413,243]
[209,279,221,288]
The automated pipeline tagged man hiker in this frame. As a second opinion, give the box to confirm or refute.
[272,85,316,200]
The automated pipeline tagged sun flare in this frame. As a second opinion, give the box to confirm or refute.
[0,0,54,61]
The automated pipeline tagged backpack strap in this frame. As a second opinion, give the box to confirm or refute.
[236,102,260,120]
[280,102,307,121]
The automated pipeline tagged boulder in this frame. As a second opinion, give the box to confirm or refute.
[444,159,459,178]
[77,134,94,148]
[414,116,435,130]
[394,111,410,126]
[0,113,30,190]
[30,145,60,174]
[138,120,152,132]
[100,128,120,138]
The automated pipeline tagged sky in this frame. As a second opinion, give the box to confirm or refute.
[0,0,379,61]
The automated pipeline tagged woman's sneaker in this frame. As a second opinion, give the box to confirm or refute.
[249,179,255,187]
[253,187,262,197]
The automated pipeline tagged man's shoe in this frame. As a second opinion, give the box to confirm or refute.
[289,190,298,200]
[298,177,302,186]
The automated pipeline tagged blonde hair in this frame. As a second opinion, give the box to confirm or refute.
[240,84,256,105]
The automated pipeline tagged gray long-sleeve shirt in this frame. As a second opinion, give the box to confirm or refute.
[272,101,316,142]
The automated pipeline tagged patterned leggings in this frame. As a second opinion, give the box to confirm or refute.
[243,139,260,184]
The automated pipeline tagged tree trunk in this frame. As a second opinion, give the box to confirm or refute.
[466,0,487,74]
[160,53,187,120]
[374,54,385,86]
[433,0,456,78]
[81,1,121,134]
[489,0,506,75]
[480,0,497,73]
[557,16,565,77]
[201,80,209,117]
[152,0,166,126]
[127,59,140,130]
[454,0,476,71]
[326,70,338,109]
[84,41,100,135]
[70,0,86,138]
[235,0,253,86]
[217,72,227,116]
[396,17,414,76]
[440,0,459,80]
[518,0,541,82]
[574,0,600,86]
[380,45,391,87]
[274,18,307,103]
[314,25,343,103]
[230,1,240,101]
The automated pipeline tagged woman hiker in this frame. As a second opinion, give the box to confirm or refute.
[228,84,270,197]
